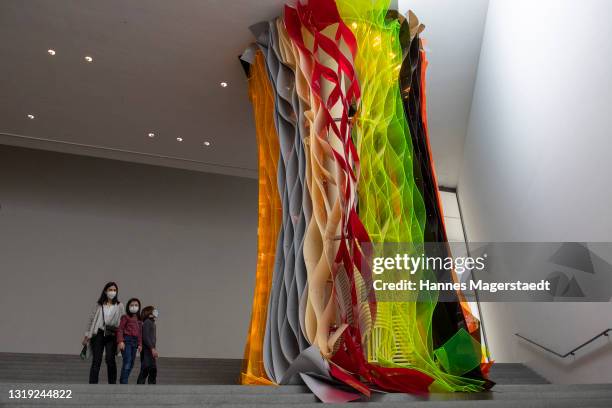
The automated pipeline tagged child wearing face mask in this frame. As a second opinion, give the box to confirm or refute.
[117,298,142,384]
[83,281,125,384]
[137,306,159,384]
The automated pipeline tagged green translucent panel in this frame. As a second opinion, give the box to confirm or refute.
[337,0,425,366]
[336,0,485,392]
[434,328,482,377]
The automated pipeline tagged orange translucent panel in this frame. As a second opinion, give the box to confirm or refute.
[240,51,282,386]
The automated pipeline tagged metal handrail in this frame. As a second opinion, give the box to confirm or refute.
[515,329,611,358]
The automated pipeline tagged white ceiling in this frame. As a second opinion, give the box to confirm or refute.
[0,0,488,186]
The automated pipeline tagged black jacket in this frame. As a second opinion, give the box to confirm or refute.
[142,319,156,349]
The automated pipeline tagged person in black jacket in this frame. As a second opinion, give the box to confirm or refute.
[137,306,158,384]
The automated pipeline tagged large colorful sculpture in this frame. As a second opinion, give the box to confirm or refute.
[240,0,492,400]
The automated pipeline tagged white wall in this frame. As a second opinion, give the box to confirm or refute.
[458,0,612,383]
[0,145,258,358]
[440,191,466,244]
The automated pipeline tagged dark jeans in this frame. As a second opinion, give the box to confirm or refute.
[119,335,138,384]
[89,329,117,384]
[137,347,157,384]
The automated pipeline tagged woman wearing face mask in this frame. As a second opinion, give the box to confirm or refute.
[82,282,125,384]
[137,306,159,384]
[117,298,142,384]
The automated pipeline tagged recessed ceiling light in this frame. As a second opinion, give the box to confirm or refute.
[27,114,35,119]
[47,49,56,56]
[220,82,228,88]
[147,132,155,138]
[176,137,183,142]
[84,56,93,62]
[203,141,211,146]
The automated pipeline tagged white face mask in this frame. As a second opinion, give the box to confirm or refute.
[129,305,139,314]
[152,309,159,318]
[106,290,117,300]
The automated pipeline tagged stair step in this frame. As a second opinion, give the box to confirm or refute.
[374,388,612,403]
[3,399,612,408]
[0,384,310,395]
[0,353,550,386]
[2,383,610,394]
[3,353,609,407]
[1,384,611,407]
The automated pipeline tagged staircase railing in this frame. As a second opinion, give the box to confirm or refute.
[515,328,611,358]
